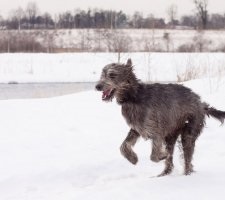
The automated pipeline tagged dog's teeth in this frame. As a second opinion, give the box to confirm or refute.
[102,93,107,100]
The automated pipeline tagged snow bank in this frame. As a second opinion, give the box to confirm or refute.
[0,53,225,83]
[0,77,225,200]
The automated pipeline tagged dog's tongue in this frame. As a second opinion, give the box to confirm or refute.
[102,90,111,100]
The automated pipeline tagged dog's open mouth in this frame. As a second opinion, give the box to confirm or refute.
[102,88,115,101]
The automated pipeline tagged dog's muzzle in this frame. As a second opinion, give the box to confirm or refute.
[95,82,115,101]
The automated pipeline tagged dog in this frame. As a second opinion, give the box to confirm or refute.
[95,59,225,176]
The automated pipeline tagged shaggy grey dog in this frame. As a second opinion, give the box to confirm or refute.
[95,59,225,176]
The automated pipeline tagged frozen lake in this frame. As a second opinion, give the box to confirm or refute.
[0,82,95,100]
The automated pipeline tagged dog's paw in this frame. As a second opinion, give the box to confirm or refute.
[184,165,195,175]
[150,151,168,163]
[157,168,173,177]
[150,154,160,163]
[157,162,174,177]
[120,143,138,165]
[158,152,168,161]
[127,153,138,165]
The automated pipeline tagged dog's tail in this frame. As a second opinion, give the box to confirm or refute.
[204,103,225,124]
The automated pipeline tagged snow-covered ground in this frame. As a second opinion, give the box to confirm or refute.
[0,53,225,83]
[52,29,225,52]
[0,75,225,199]
[4,29,225,52]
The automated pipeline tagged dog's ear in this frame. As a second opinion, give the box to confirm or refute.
[126,59,132,68]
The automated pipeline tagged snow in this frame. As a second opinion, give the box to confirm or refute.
[0,53,225,83]
[7,29,225,52]
[0,74,225,199]
[51,29,225,52]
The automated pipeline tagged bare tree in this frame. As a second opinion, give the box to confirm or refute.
[42,30,56,53]
[26,1,39,29]
[0,14,3,26]
[14,7,24,31]
[78,29,92,52]
[132,12,143,28]
[192,30,211,52]
[167,4,178,28]
[194,0,208,29]
[163,32,171,52]
[93,29,105,51]
[103,29,132,62]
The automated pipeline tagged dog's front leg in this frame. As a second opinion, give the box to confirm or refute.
[150,135,168,162]
[120,129,140,165]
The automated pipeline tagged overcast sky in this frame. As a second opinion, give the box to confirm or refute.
[0,0,225,19]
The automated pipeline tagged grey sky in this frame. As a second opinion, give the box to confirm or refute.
[0,0,224,19]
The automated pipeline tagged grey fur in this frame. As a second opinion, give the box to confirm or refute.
[96,59,225,176]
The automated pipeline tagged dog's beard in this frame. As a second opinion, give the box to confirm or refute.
[102,88,115,101]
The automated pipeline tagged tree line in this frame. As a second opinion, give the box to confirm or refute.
[0,1,224,30]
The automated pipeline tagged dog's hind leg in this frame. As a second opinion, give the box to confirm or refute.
[120,129,140,165]
[181,133,196,175]
[180,115,203,175]
[158,132,180,176]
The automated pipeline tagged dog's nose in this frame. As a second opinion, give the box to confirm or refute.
[95,83,103,91]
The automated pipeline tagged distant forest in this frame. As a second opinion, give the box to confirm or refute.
[0,1,225,53]
[0,1,225,30]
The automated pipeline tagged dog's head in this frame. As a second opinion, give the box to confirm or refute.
[95,59,134,102]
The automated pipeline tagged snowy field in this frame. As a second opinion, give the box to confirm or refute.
[4,29,225,52]
[0,53,225,83]
[0,53,225,199]
[51,29,225,52]
[0,77,225,200]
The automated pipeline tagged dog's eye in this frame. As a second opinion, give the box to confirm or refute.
[108,73,117,79]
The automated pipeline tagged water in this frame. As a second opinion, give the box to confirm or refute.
[0,82,95,100]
